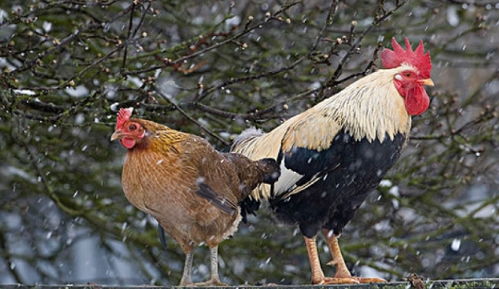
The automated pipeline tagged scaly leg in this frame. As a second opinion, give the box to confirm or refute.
[179,251,194,286]
[194,246,228,286]
[304,236,358,284]
[323,229,386,284]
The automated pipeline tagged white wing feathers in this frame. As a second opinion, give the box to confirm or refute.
[273,158,304,196]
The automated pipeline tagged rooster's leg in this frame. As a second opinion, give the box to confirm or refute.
[193,246,228,286]
[304,236,326,284]
[323,229,386,284]
[304,236,357,284]
[179,251,194,286]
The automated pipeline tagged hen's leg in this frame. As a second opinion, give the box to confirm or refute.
[323,229,386,284]
[194,246,228,286]
[207,246,227,285]
[179,251,194,286]
[304,236,358,284]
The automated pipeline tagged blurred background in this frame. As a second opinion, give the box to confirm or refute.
[0,0,497,285]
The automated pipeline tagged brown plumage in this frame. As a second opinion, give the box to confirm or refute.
[111,108,279,286]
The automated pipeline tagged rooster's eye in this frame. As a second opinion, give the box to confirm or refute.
[129,124,137,130]
[404,72,413,77]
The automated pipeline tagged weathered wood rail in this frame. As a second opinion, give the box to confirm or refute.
[2,279,498,289]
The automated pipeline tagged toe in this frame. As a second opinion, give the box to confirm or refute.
[320,277,360,284]
[355,277,387,283]
[192,279,228,287]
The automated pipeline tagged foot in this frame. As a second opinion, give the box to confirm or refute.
[313,276,360,284]
[322,232,386,285]
[332,270,386,284]
[179,280,193,287]
[353,276,387,283]
[192,278,228,287]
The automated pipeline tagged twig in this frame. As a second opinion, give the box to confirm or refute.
[311,0,339,52]
[121,2,136,72]
[154,86,230,146]
[194,57,306,102]
[324,0,407,88]
[124,1,302,76]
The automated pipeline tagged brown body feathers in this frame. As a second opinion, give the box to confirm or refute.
[120,118,278,251]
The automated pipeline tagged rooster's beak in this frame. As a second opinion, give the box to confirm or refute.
[419,78,434,87]
[110,131,122,141]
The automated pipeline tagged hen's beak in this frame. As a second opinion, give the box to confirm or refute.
[419,78,434,86]
[110,131,122,141]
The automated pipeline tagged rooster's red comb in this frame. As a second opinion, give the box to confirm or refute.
[381,37,432,78]
[116,107,134,130]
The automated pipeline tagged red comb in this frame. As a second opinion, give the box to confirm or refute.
[116,107,133,130]
[381,37,432,78]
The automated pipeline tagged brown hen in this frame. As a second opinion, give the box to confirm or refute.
[111,108,279,286]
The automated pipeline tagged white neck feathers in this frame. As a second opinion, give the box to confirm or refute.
[315,66,412,142]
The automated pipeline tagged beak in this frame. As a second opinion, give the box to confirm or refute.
[419,78,434,87]
[110,131,122,141]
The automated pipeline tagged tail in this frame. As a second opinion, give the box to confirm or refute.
[255,158,280,184]
[240,197,261,223]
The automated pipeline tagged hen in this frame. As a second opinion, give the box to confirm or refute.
[111,108,279,285]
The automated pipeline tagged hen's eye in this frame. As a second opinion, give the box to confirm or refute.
[404,72,412,77]
[129,124,137,130]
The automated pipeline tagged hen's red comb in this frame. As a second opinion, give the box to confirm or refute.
[116,107,134,130]
[381,37,432,78]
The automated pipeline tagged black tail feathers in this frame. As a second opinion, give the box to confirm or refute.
[240,197,261,223]
[257,158,280,184]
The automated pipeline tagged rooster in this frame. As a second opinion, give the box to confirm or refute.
[111,108,279,286]
[231,38,434,284]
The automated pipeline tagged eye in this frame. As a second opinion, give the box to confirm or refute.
[404,71,413,77]
[128,124,137,131]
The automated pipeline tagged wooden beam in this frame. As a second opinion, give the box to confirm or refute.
[2,278,497,289]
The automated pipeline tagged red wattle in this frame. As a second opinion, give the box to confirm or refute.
[121,137,136,149]
[405,86,430,115]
